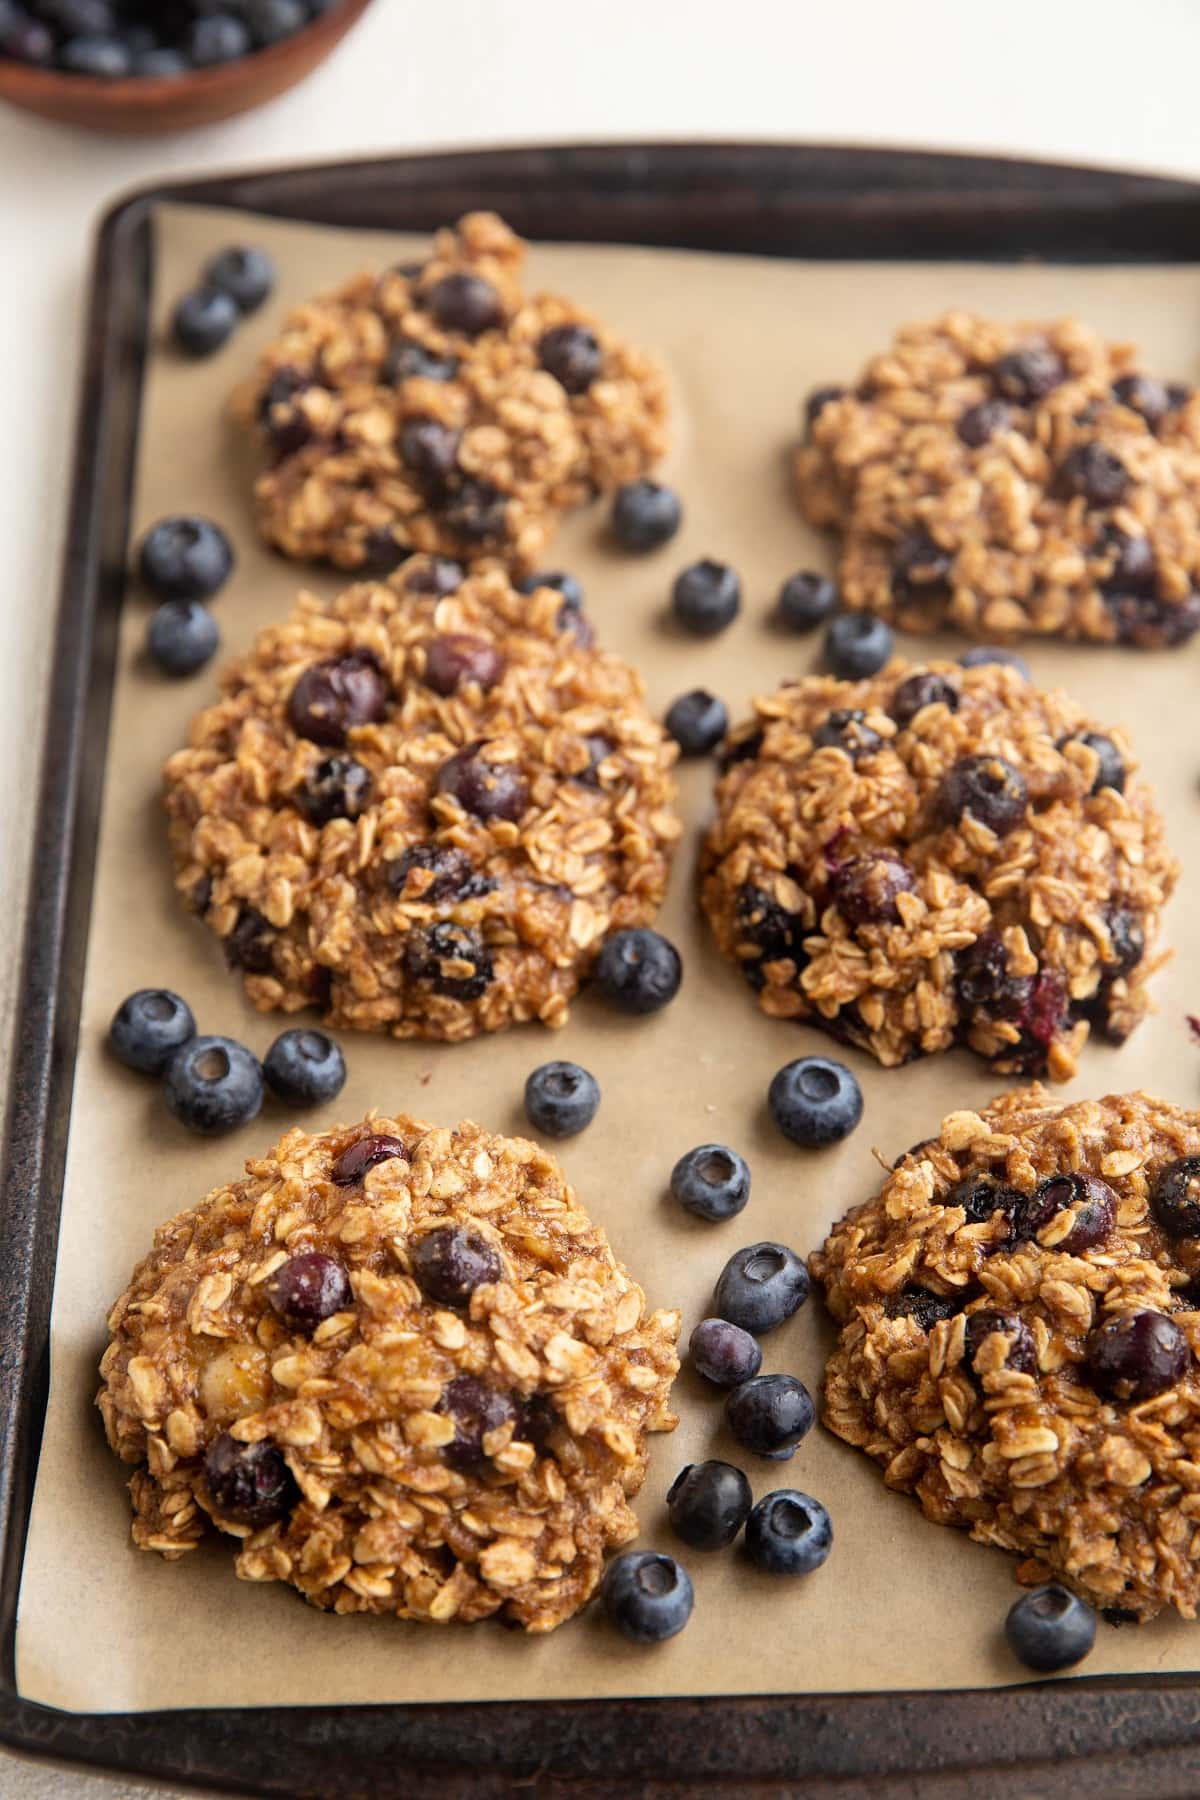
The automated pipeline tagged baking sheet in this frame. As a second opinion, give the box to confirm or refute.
[15,204,1200,1713]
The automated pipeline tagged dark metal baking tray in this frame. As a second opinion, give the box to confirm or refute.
[4,142,1200,1799]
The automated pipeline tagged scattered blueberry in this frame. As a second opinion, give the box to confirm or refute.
[670,1144,750,1223]
[611,480,682,552]
[714,1241,810,1334]
[671,559,740,636]
[162,1035,264,1136]
[439,1375,516,1470]
[744,1490,832,1576]
[992,347,1064,403]
[425,272,503,337]
[1150,1156,1200,1239]
[435,745,528,823]
[768,1057,863,1148]
[524,1060,601,1138]
[1060,442,1130,508]
[262,1029,346,1107]
[171,286,239,357]
[688,1317,762,1387]
[936,754,1028,836]
[667,1460,752,1551]
[204,245,275,315]
[138,516,233,602]
[331,1132,408,1186]
[778,570,837,632]
[1085,1309,1189,1401]
[288,652,389,747]
[726,1373,815,1459]
[959,645,1032,680]
[664,689,728,756]
[824,612,894,678]
[602,1551,694,1644]
[411,1225,503,1306]
[538,323,603,394]
[957,399,1011,448]
[108,988,195,1075]
[891,670,958,727]
[266,1251,351,1332]
[1005,1584,1097,1673]
[146,598,219,677]
[594,928,682,1015]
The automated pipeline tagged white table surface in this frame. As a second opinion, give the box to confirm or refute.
[4,0,1200,1792]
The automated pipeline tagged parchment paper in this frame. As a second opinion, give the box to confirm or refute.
[16,204,1200,1713]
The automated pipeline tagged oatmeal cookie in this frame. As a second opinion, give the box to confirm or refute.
[812,1086,1200,1621]
[794,312,1200,645]
[240,210,668,573]
[699,659,1175,1078]
[97,1111,680,1633]
[162,560,680,1040]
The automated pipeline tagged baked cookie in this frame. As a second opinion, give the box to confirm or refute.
[812,1087,1200,1621]
[794,311,1200,645]
[162,560,680,1040]
[97,1111,681,1633]
[700,659,1175,1079]
[240,210,668,573]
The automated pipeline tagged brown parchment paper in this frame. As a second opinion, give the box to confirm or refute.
[15,203,1200,1714]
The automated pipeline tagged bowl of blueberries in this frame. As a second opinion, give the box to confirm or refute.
[0,0,371,134]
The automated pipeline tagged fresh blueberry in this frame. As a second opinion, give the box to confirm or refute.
[163,1035,264,1136]
[714,1241,810,1334]
[172,285,239,357]
[610,480,683,552]
[59,34,132,74]
[768,1057,863,1148]
[666,1460,752,1551]
[824,612,894,679]
[778,570,837,632]
[959,645,1032,680]
[688,1317,762,1387]
[744,1489,833,1576]
[133,47,187,76]
[204,245,275,314]
[138,516,233,602]
[244,0,308,45]
[726,1373,815,1459]
[146,598,219,677]
[38,0,113,30]
[262,1029,346,1107]
[671,559,740,636]
[524,1060,601,1138]
[0,14,54,64]
[601,1551,694,1644]
[670,1144,750,1223]
[664,689,728,755]
[516,569,584,610]
[1005,1584,1097,1673]
[204,1433,295,1526]
[594,928,682,1015]
[188,14,252,64]
[266,1252,351,1332]
[411,1225,503,1306]
[108,988,195,1075]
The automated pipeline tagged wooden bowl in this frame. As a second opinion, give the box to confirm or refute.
[0,0,373,135]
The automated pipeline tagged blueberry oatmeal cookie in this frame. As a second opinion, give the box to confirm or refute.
[162,559,679,1040]
[812,1087,1200,1621]
[97,1112,680,1632]
[795,312,1200,645]
[700,659,1175,1078]
[240,211,668,574]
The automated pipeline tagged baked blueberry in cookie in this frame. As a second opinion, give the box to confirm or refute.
[239,211,668,574]
[700,659,1175,1079]
[812,1087,1200,1621]
[97,1110,680,1633]
[795,312,1200,645]
[162,560,680,1041]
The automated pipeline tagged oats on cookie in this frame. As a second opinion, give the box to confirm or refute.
[700,660,1175,1079]
[794,312,1200,645]
[97,1112,680,1633]
[239,211,668,574]
[162,560,680,1040]
[812,1086,1200,1621]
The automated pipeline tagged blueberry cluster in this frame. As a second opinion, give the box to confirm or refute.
[172,242,276,359]
[138,513,234,677]
[108,987,346,1134]
[0,1,339,76]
